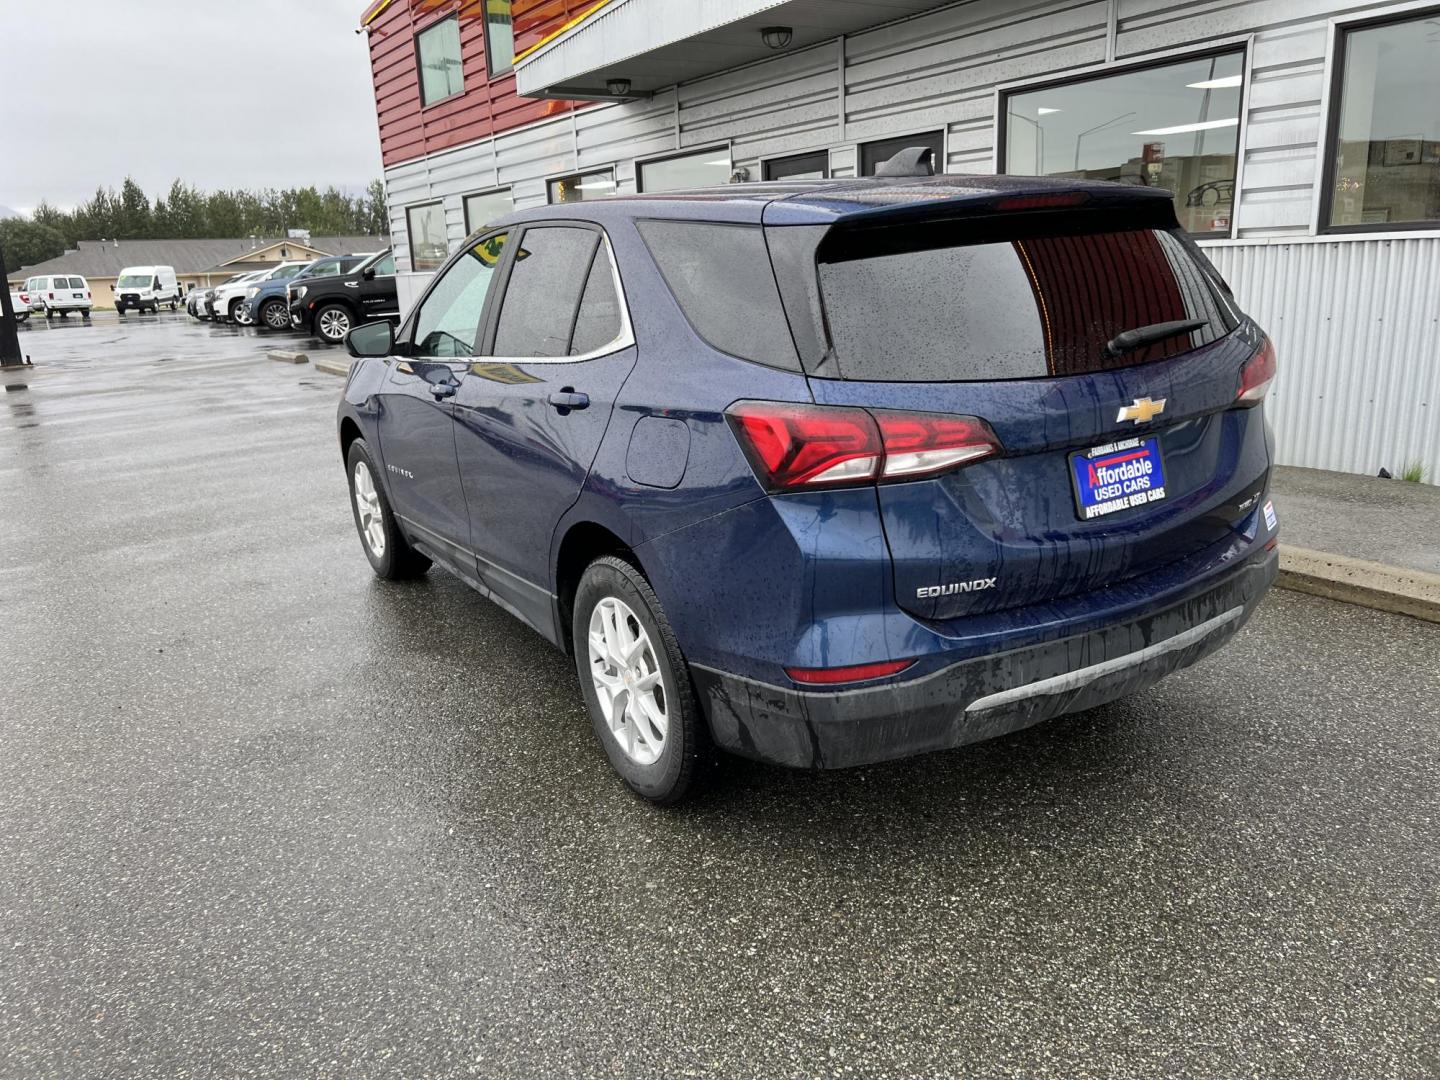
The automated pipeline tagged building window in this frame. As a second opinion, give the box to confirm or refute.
[1002,50,1244,236]
[547,169,616,204]
[1325,13,1440,231]
[764,150,829,181]
[406,202,449,271]
[859,132,944,176]
[416,15,463,106]
[637,147,732,192]
[463,189,514,234]
[484,0,515,76]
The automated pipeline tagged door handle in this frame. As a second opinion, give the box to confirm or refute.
[548,389,589,412]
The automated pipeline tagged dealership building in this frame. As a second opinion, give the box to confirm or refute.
[359,0,1439,480]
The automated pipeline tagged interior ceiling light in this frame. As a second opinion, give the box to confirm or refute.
[761,26,793,49]
[1037,107,1060,115]
[1186,75,1243,89]
[1132,117,1239,136]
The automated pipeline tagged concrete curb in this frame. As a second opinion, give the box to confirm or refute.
[1277,544,1440,624]
[269,350,308,364]
[311,356,353,377]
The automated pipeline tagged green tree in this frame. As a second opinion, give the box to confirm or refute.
[361,179,387,235]
[0,218,69,273]
[117,177,153,238]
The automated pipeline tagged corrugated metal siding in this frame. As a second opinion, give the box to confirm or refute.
[1207,237,1440,479]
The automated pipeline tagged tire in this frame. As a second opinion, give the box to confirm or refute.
[169,300,177,311]
[259,299,289,331]
[345,439,430,580]
[572,555,705,804]
[314,304,353,344]
[227,298,245,324]
[45,308,54,320]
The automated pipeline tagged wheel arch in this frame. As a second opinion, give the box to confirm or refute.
[553,521,646,656]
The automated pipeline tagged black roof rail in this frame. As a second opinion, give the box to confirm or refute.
[874,146,935,177]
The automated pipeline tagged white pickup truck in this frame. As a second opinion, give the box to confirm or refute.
[6,286,30,322]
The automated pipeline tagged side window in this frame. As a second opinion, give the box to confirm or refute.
[412,233,508,357]
[637,220,798,368]
[492,227,600,358]
[569,249,621,355]
[372,253,395,276]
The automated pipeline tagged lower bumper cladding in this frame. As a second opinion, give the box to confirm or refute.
[691,549,1277,769]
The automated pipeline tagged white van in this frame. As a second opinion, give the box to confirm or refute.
[25,275,93,318]
[114,266,181,314]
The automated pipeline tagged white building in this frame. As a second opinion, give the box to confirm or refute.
[367,0,1440,480]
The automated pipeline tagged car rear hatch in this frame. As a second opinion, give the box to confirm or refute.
[763,182,1272,624]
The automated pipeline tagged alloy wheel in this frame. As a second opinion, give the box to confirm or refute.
[263,302,288,330]
[319,309,350,341]
[352,460,385,557]
[587,596,667,766]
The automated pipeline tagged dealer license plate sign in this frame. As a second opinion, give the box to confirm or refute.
[1071,436,1167,520]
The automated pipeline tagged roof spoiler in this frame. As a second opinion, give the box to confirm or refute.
[874,146,935,177]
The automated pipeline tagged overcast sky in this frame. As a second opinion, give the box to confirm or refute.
[1,1,384,215]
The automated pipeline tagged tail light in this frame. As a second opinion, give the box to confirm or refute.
[785,659,915,685]
[48,292,54,300]
[1237,337,1276,405]
[727,401,1000,492]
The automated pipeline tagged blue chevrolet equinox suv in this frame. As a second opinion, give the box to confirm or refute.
[337,153,1279,804]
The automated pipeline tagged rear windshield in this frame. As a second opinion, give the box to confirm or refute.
[816,226,1236,382]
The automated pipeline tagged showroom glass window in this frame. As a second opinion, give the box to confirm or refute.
[484,0,515,76]
[407,202,449,271]
[547,169,616,204]
[417,15,463,106]
[859,132,944,176]
[463,189,513,233]
[764,150,829,180]
[1326,14,1440,230]
[1003,51,1244,235]
[638,148,731,192]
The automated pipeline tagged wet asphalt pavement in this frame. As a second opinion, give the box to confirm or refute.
[1,312,1438,1079]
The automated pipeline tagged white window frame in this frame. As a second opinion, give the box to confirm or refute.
[634,143,733,193]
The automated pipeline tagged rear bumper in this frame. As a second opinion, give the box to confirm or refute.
[692,547,1277,769]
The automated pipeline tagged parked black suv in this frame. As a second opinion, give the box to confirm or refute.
[288,249,399,343]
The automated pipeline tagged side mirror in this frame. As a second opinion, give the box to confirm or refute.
[362,268,376,281]
[346,320,394,358]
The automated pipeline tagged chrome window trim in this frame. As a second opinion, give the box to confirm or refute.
[411,227,634,365]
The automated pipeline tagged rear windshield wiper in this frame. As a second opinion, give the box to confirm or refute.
[1106,318,1208,357]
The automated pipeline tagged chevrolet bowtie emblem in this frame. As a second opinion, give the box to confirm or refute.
[1117,396,1166,425]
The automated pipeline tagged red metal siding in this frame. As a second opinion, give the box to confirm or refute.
[365,0,590,169]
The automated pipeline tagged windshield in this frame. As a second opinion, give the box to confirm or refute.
[361,251,394,276]
[116,274,152,288]
[300,258,342,278]
[816,226,1237,381]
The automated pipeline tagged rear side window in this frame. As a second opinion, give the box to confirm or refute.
[493,226,600,357]
[638,220,799,370]
[818,227,1235,382]
[569,253,621,355]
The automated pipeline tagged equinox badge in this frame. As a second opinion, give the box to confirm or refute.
[1117,396,1166,425]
